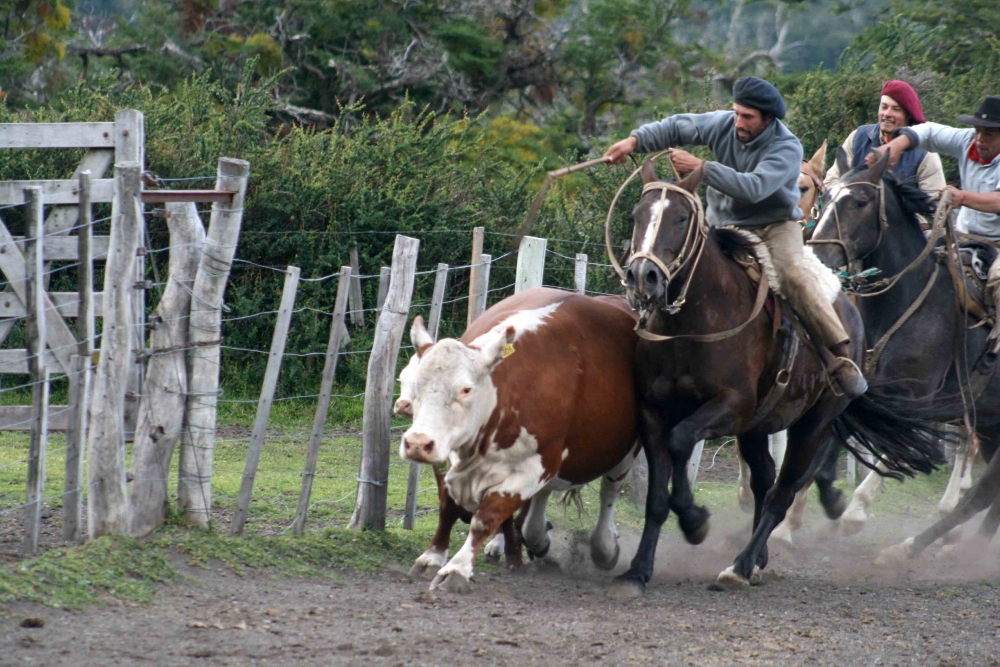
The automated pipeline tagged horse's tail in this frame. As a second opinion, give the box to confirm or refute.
[832,387,949,480]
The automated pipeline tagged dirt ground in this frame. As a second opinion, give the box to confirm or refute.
[3,500,1000,667]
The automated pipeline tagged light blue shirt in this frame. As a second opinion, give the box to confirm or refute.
[900,123,1000,238]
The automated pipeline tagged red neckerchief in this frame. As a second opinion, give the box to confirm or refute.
[968,142,992,165]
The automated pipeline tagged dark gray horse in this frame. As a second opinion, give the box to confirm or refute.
[809,150,1000,559]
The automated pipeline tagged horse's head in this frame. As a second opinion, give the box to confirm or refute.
[809,146,890,269]
[798,140,827,233]
[625,160,704,312]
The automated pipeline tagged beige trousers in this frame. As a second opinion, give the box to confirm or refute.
[757,220,850,348]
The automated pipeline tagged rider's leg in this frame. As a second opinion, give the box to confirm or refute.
[986,256,1000,354]
[757,220,867,398]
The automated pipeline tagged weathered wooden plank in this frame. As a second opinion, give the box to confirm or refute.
[87,162,142,539]
[0,179,115,205]
[402,462,421,531]
[472,253,491,321]
[0,122,117,149]
[515,236,546,293]
[63,354,90,543]
[128,202,205,537]
[0,405,67,431]
[231,266,300,536]
[0,220,79,374]
[574,253,588,294]
[141,190,235,204]
[0,349,63,373]
[9,236,111,261]
[0,291,104,321]
[376,266,391,313]
[77,172,96,357]
[466,227,484,328]
[22,188,49,557]
[350,235,420,531]
[178,157,250,528]
[293,267,352,536]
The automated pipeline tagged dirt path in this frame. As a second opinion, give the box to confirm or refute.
[3,507,1000,667]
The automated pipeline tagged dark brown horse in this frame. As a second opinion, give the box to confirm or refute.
[609,160,945,595]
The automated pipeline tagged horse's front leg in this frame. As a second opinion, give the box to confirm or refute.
[429,492,525,593]
[667,391,745,544]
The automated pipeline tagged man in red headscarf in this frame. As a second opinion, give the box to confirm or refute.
[824,80,944,199]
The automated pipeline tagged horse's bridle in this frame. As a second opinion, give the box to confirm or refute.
[799,163,827,232]
[807,180,888,266]
[604,156,708,316]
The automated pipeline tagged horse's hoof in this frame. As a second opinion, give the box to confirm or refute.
[750,566,764,586]
[935,544,958,560]
[607,576,645,600]
[592,542,621,571]
[680,507,711,545]
[430,571,473,594]
[822,491,848,520]
[874,537,915,567]
[713,566,750,590]
[839,512,868,537]
[526,539,551,561]
[408,562,441,581]
[769,523,794,548]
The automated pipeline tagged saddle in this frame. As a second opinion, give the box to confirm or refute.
[934,239,998,325]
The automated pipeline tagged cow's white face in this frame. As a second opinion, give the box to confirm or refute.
[400,317,514,465]
[393,353,421,417]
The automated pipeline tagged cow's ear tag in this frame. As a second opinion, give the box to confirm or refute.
[501,343,515,359]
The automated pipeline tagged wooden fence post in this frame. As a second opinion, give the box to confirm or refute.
[515,236,546,293]
[348,242,364,329]
[846,453,857,487]
[128,202,205,537]
[178,157,250,528]
[427,263,448,340]
[64,171,94,543]
[687,440,705,487]
[23,187,49,556]
[376,266,391,313]
[293,266,351,535]
[402,261,448,530]
[231,266,300,535]
[88,162,141,539]
[349,235,420,531]
[116,109,146,439]
[574,253,588,294]
[472,253,491,321]
[466,227,484,328]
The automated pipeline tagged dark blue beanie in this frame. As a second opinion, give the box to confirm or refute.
[733,77,786,120]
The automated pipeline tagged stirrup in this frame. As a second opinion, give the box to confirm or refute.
[827,357,867,400]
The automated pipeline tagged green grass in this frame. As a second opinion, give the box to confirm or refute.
[0,389,959,608]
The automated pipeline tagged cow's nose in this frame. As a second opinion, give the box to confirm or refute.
[403,432,435,461]
[393,399,412,417]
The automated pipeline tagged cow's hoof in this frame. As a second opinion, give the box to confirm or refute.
[769,522,794,548]
[839,511,868,537]
[408,562,441,581]
[713,566,750,590]
[749,566,764,586]
[874,537,914,567]
[941,526,963,545]
[591,542,620,571]
[607,576,645,600]
[483,536,505,561]
[935,544,958,560]
[430,571,472,594]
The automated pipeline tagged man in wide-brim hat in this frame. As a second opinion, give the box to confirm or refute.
[873,95,1000,358]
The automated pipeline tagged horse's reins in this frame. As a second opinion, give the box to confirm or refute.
[605,157,769,343]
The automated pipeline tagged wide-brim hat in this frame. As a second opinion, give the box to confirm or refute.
[958,96,1000,128]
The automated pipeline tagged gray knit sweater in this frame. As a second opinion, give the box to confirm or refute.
[630,110,804,227]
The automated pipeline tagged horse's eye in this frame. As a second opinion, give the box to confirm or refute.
[799,186,809,194]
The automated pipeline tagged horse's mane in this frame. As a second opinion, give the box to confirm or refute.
[842,165,936,222]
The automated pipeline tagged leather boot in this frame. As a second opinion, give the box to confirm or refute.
[827,343,868,399]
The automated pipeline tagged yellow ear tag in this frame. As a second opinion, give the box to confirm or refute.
[501,343,515,359]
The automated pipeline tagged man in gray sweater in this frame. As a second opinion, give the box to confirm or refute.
[604,77,866,398]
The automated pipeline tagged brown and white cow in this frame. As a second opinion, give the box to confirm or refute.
[400,288,640,592]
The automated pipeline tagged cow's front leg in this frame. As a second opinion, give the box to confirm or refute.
[591,451,634,570]
[410,466,470,580]
[429,492,525,593]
